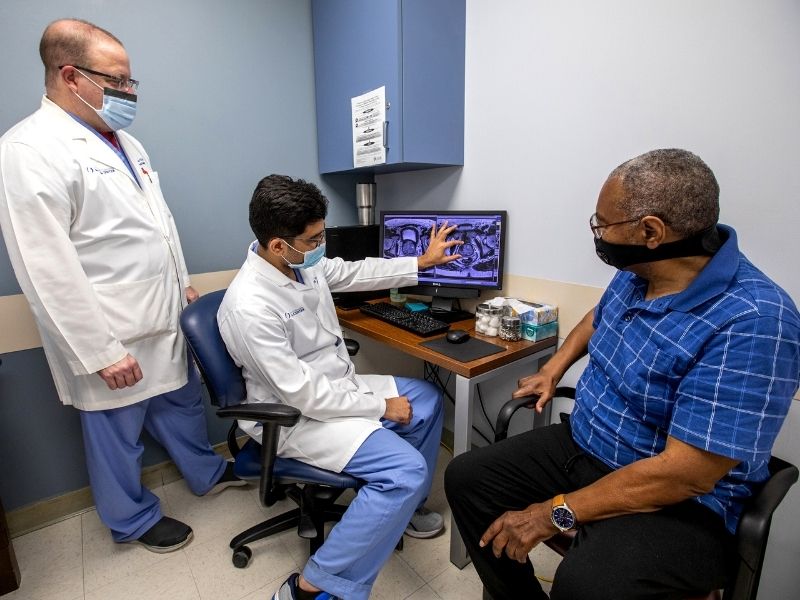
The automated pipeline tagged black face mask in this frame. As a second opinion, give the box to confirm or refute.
[594,226,722,270]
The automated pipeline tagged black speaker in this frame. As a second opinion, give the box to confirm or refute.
[325,225,384,309]
[325,224,380,261]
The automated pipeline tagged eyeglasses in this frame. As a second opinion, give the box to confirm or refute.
[59,65,139,93]
[286,231,326,249]
[589,213,641,240]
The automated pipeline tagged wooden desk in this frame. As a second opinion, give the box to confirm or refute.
[337,305,558,567]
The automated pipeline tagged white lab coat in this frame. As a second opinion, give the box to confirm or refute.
[0,96,191,411]
[218,246,419,473]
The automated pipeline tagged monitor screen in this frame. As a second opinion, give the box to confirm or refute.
[380,210,507,295]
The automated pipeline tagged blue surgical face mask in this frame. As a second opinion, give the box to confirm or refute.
[283,241,326,269]
[74,70,137,130]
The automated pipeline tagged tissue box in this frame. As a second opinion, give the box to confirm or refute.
[521,320,558,342]
[518,302,558,326]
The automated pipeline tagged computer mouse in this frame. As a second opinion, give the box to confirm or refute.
[446,329,470,344]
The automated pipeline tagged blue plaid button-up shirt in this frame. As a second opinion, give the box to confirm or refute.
[571,225,800,533]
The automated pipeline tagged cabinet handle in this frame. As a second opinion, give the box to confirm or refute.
[383,121,389,150]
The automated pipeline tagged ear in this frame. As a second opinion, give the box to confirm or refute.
[266,237,289,257]
[59,65,80,93]
[640,216,667,248]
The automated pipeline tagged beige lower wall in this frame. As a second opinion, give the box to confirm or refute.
[0,270,238,355]
[1,268,798,401]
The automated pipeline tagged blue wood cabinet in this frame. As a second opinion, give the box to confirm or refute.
[312,0,465,174]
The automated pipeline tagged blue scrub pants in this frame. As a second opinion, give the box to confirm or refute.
[302,377,444,600]
[78,364,226,542]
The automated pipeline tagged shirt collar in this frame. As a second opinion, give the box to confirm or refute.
[246,241,308,289]
[667,224,739,312]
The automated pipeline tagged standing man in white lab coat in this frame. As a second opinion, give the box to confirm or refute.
[0,19,244,552]
[219,175,460,600]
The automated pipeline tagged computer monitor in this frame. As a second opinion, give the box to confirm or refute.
[380,210,507,314]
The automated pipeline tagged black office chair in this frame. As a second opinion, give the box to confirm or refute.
[493,387,799,600]
[180,289,363,568]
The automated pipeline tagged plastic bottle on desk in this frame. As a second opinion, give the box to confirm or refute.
[389,288,407,306]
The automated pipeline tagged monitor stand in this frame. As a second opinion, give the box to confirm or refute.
[428,297,474,324]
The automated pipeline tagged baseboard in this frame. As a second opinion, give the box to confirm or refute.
[9,433,458,539]
[7,438,241,539]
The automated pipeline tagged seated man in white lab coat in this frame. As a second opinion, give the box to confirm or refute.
[218,174,462,600]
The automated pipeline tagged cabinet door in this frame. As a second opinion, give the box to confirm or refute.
[401,0,465,166]
[312,0,404,174]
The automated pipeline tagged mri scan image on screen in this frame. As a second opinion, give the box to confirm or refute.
[383,216,500,284]
[380,211,506,294]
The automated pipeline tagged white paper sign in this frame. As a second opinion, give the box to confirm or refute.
[351,86,386,168]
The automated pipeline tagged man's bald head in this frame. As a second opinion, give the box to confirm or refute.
[39,19,123,89]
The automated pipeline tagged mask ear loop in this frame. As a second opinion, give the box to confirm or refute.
[71,69,105,111]
[280,240,306,267]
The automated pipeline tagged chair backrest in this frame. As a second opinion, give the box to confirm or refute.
[180,289,245,408]
[727,455,799,600]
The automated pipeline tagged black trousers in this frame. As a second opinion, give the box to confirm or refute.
[444,422,733,600]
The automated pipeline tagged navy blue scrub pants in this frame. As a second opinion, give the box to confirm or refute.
[79,364,226,542]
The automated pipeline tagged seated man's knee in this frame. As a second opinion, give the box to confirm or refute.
[550,549,630,600]
[399,378,443,416]
[394,448,429,497]
[408,453,429,491]
[444,452,473,499]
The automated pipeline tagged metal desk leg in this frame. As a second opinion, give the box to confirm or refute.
[446,347,557,569]
[449,374,476,568]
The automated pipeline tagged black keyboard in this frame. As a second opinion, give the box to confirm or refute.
[359,302,450,337]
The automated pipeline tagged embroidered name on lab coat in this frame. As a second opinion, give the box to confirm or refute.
[86,166,116,175]
[285,307,305,320]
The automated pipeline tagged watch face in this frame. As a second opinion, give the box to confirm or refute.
[552,506,575,530]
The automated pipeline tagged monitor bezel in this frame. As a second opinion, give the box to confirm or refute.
[379,209,507,292]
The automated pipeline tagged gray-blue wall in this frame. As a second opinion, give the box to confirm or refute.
[0,0,362,510]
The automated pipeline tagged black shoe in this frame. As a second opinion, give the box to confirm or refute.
[131,516,193,553]
[206,461,248,495]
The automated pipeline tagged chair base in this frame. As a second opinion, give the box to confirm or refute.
[230,503,351,565]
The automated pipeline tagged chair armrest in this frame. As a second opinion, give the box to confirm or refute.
[494,387,577,442]
[216,402,303,506]
[494,396,538,442]
[217,403,301,427]
[344,338,360,356]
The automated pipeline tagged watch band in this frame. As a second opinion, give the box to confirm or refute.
[551,493,577,532]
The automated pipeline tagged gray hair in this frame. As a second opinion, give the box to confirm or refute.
[39,19,123,88]
[609,149,720,237]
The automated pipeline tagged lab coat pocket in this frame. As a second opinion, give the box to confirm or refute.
[92,274,175,344]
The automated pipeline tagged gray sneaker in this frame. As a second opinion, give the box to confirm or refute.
[405,506,444,538]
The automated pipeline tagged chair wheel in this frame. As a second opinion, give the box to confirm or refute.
[232,546,252,568]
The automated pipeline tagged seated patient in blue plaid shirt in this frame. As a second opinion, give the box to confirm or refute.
[445,148,800,600]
